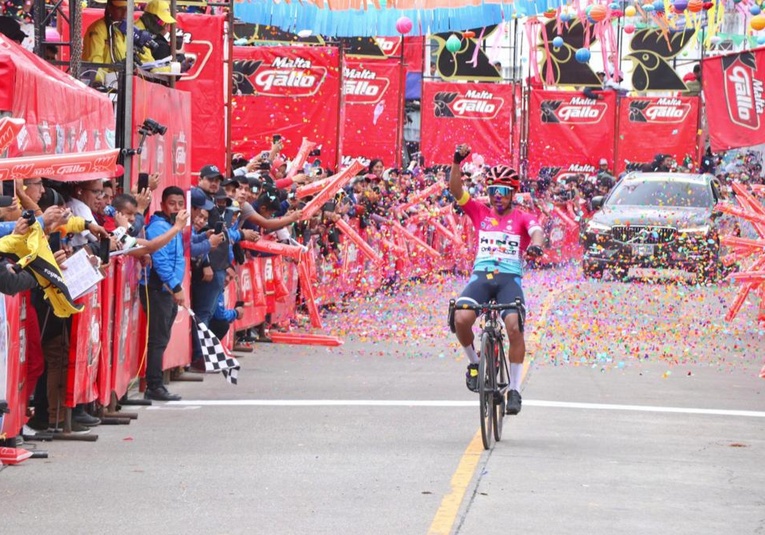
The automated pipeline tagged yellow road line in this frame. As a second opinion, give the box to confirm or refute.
[427,283,573,535]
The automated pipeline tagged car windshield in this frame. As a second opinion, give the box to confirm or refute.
[607,179,712,208]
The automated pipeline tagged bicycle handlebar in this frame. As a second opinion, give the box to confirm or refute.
[448,299,523,313]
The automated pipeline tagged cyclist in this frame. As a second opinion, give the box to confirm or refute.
[449,144,545,415]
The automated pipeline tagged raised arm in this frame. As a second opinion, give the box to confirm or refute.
[450,143,471,201]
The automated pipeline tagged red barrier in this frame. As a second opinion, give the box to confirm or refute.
[232,259,267,331]
[66,290,101,407]
[112,257,142,399]
[97,263,115,406]
[0,292,26,439]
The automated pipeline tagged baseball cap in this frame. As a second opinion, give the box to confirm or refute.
[190,187,214,211]
[0,195,16,208]
[222,178,240,188]
[144,0,176,24]
[214,189,232,206]
[599,158,608,165]
[0,16,28,44]
[199,164,223,180]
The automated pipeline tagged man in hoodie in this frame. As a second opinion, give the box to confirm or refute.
[138,186,188,401]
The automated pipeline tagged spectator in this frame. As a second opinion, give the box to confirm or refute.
[136,0,176,61]
[138,186,188,401]
[83,0,155,85]
[0,16,27,45]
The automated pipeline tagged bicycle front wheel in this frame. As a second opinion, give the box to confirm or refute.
[478,332,495,450]
[493,338,508,442]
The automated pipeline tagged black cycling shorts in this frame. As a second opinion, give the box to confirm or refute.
[456,271,525,319]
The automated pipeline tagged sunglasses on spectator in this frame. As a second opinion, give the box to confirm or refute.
[488,186,514,197]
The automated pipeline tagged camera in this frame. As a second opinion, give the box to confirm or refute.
[112,226,137,250]
[139,118,167,137]
[118,21,159,52]
[21,209,36,226]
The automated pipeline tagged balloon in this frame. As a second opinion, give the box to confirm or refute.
[653,0,665,11]
[624,23,636,33]
[688,0,703,12]
[445,34,461,53]
[463,30,475,38]
[544,8,557,18]
[588,4,608,21]
[609,2,619,8]
[758,35,765,45]
[624,5,637,16]
[673,0,688,11]
[395,16,413,34]
[575,48,591,63]
[702,2,714,9]
[560,12,572,22]
[552,36,564,47]
[751,5,762,15]
[752,14,765,31]
[297,29,313,38]
[643,3,655,11]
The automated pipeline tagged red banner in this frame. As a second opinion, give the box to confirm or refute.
[67,290,101,406]
[0,149,119,182]
[0,35,115,158]
[176,13,227,175]
[231,46,341,168]
[341,58,402,167]
[0,293,25,439]
[615,96,701,174]
[420,81,514,166]
[132,78,192,203]
[703,49,765,152]
[527,90,616,181]
[112,256,142,399]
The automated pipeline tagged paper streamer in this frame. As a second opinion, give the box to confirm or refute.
[300,160,365,220]
[286,138,317,179]
[334,217,383,264]
[240,238,303,260]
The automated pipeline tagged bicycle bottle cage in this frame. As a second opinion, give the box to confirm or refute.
[447,299,456,333]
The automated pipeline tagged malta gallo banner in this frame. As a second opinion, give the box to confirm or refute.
[341,59,402,167]
[132,78,192,194]
[232,46,341,167]
[176,13,227,175]
[527,90,616,181]
[420,81,514,166]
[615,96,700,174]
[703,49,765,152]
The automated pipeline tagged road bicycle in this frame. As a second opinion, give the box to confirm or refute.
[449,298,525,450]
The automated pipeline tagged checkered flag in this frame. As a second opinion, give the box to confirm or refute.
[191,313,240,385]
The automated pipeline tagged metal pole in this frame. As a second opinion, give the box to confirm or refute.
[335,41,345,171]
[398,35,406,168]
[225,4,234,176]
[70,0,82,78]
[169,0,177,89]
[122,0,136,192]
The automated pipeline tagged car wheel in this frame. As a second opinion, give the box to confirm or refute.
[583,260,604,279]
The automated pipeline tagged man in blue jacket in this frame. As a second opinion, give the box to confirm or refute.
[138,186,188,402]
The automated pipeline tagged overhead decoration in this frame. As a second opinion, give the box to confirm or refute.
[234,0,566,37]
[626,29,696,91]
[432,26,502,81]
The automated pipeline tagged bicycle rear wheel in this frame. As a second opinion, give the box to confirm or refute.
[493,339,508,442]
[478,332,495,450]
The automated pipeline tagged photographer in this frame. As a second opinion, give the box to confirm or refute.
[83,0,156,85]
[136,0,176,62]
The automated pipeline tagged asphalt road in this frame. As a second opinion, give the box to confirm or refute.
[2,266,764,534]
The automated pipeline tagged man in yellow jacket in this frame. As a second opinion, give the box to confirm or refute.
[83,0,155,85]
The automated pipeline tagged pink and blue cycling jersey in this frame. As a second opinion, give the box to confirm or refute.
[458,196,542,276]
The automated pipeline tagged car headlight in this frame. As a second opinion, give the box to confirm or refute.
[586,221,611,234]
[679,225,710,234]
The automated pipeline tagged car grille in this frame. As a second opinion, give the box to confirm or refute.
[611,226,676,244]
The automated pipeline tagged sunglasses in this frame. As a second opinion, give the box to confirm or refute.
[488,185,514,197]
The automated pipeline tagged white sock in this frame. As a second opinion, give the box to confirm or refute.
[463,345,479,364]
[509,363,523,392]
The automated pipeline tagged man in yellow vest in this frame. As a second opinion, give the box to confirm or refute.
[83,0,155,85]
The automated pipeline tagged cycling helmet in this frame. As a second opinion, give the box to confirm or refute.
[486,165,520,190]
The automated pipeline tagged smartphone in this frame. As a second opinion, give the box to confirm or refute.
[235,300,244,308]
[214,221,225,235]
[273,134,282,143]
[137,172,149,192]
[99,237,111,265]
[49,232,62,253]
